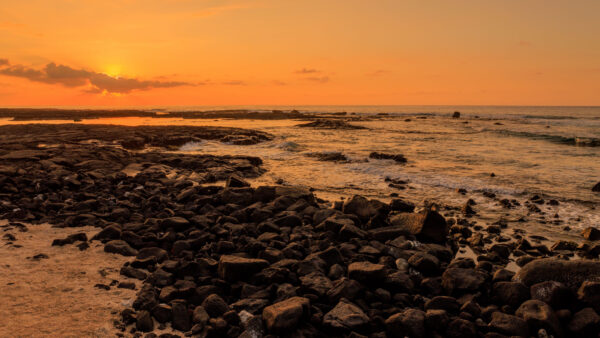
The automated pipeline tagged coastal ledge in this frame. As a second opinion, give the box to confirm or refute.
[0,124,599,337]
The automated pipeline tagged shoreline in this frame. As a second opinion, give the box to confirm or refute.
[1,123,599,336]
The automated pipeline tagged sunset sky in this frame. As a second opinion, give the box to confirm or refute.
[1,0,599,106]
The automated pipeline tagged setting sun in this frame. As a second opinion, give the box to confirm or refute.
[103,65,122,79]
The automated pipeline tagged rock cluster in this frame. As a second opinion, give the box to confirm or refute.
[1,124,599,337]
[296,119,367,130]
[368,152,407,164]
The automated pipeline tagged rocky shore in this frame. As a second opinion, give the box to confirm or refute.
[1,124,599,337]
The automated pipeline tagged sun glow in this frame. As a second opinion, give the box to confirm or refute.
[103,65,122,78]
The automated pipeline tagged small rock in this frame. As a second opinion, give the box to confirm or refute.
[488,311,529,337]
[582,227,600,241]
[323,298,370,331]
[136,310,154,332]
[218,255,269,282]
[385,308,426,338]
[262,296,309,332]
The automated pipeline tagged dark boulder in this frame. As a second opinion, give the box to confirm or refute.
[161,217,191,231]
[369,152,407,163]
[104,240,138,256]
[348,261,386,283]
[342,195,388,223]
[514,258,600,290]
[515,299,562,337]
[442,268,487,295]
[492,282,529,308]
[262,296,309,332]
[92,225,121,241]
[388,210,448,243]
[202,294,230,318]
[323,298,370,331]
[568,307,600,335]
[385,308,426,338]
[226,174,250,188]
[488,311,528,337]
[530,281,573,309]
[218,255,269,282]
[136,310,154,332]
[171,300,191,331]
[582,227,600,241]
[578,281,600,310]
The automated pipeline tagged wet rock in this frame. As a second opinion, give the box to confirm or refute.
[578,281,600,309]
[51,233,88,246]
[218,255,269,281]
[389,199,415,212]
[369,152,407,163]
[446,318,477,338]
[152,304,172,323]
[442,268,487,295]
[568,307,600,335]
[300,272,333,296]
[424,296,459,313]
[92,224,121,241]
[202,294,230,318]
[388,210,448,243]
[348,261,386,283]
[492,269,515,282]
[120,266,148,280]
[137,247,169,263]
[136,310,154,332]
[105,240,138,256]
[408,252,440,276]
[488,311,528,337]
[492,281,530,308]
[171,300,191,331]
[262,296,309,332]
[342,195,387,223]
[385,308,426,338]
[161,217,191,231]
[326,277,362,302]
[516,299,562,336]
[514,258,600,289]
[297,120,367,130]
[551,240,578,251]
[226,174,250,188]
[530,281,573,309]
[307,151,348,162]
[582,227,600,241]
[192,306,209,325]
[425,309,449,333]
[323,298,370,331]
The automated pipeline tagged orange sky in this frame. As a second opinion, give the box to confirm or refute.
[1,0,599,106]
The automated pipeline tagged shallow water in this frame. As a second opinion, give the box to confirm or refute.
[3,105,599,242]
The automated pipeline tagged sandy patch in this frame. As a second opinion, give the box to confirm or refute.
[0,221,136,338]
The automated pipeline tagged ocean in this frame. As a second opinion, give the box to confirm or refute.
[2,105,599,241]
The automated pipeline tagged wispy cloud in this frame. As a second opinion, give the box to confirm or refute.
[0,59,191,94]
[367,69,390,77]
[0,59,8,67]
[305,76,330,83]
[272,80,286,86]
[221,80,246,86]
[295,68,321,74]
